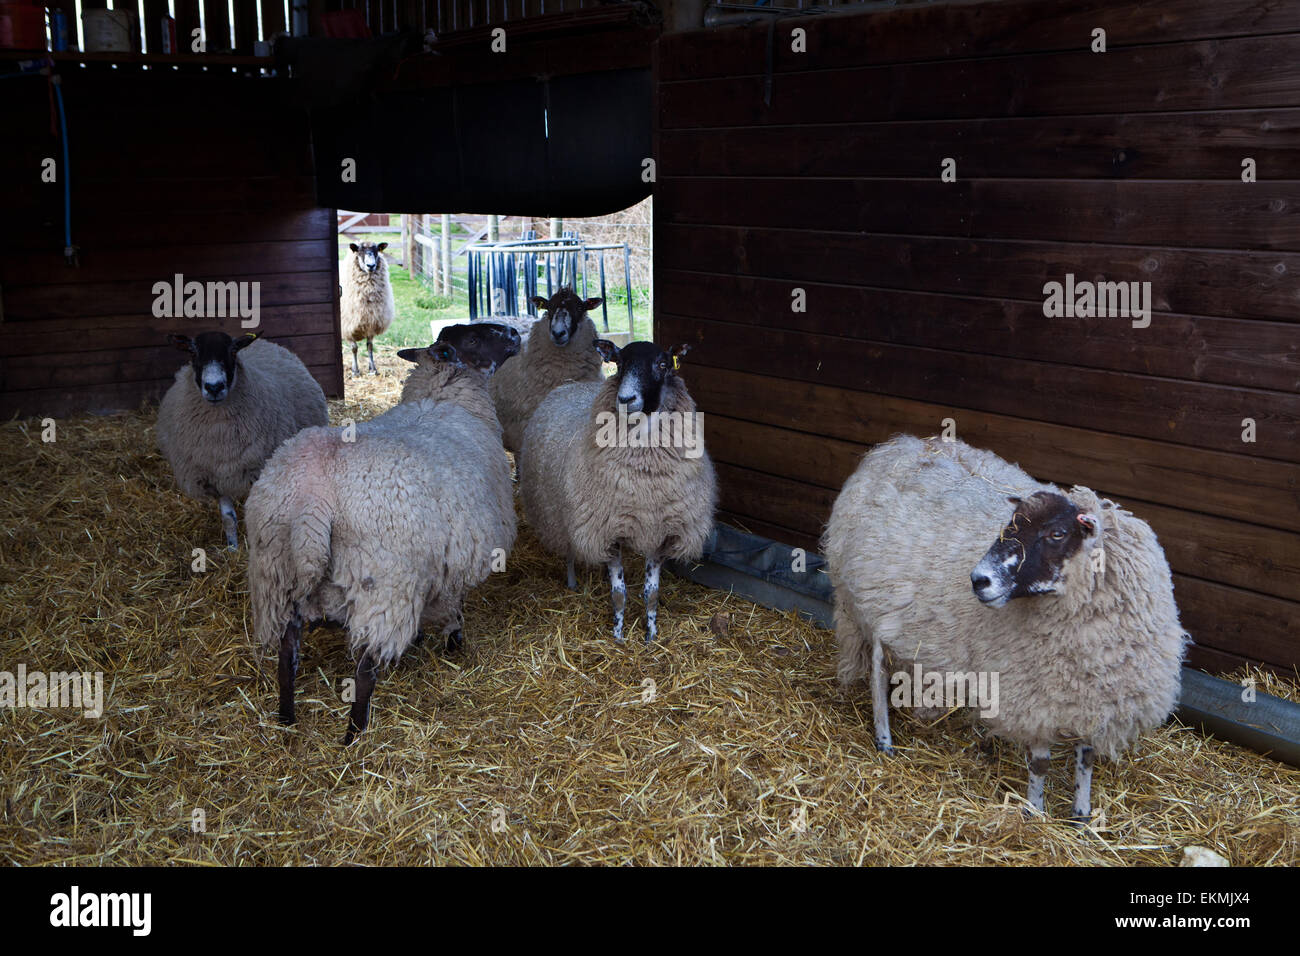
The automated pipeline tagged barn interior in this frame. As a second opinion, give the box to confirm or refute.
[0,0,1297,865]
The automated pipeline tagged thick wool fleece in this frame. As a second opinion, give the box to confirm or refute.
[155,339,327,502]
[398,358,496,426]
[488,314,603,452]
[822,434,1186,760]
[340,252,395,343]
[246,380,515,666]
[519,375,717,567]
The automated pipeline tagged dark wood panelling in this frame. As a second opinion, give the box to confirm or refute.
[658,271,1300,393]
[659,224,1300,324]
[661,315,1299,463]
[658,0,1300,81]
[659,110,1300,181]
[658,180,1300,252]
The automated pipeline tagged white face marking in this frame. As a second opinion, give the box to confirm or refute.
[200,360,228,401]
[549,309,571,343]
[618,366,645,414]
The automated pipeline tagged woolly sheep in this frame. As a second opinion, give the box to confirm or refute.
[340,241,395,377]
[488,287,604,452]
[246,323,520,743]
[822,434,1187,821]
[156,330,327,549]
[519,340,717,644]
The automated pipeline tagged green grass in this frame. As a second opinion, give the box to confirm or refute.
[340,232,654,348]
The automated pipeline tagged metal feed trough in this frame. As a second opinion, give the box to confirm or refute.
[464,232,637,346]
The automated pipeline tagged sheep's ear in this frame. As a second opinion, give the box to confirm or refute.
[1077,512,1099,534]
[582,297,603,311]
[594,339,620,364]
[669,343,691,370]
[232,331,262,352]
[167,333,193,352]
[1006,496,1022,507]
[396,347,423,363]
[376,242,388,252]
[530,296,550,311]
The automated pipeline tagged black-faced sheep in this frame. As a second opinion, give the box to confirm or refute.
[340,241,395,377]
[156,331,327,549]
[519,340,718,644]
[246,323,520,744]
[488,287,604,452]
[822,434,1187,822]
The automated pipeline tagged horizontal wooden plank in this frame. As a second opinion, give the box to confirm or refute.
[658,179,1300,252]
[5,208,336,250]
[656,223,1300,323]
[7,177,318,221]
[658,271,1299,393]
[0,334,340,392]
[662,315,1300,462]
[0,305,339,357]
[659,0,1300,81]
[4,272,336,320]
[711,462,1300,669]
[0,240,337,287]
[0,362,342,418]
[680,369,1300,533]
[659,35,1300,129]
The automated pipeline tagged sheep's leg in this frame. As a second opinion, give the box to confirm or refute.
[607,547,627,644]
[277,613,302,725]
[219,496,238,550]
[1026,746,1051,815]
[643,556,662,645]
[445,608,465,654]
[343,652,380,746]
[1071,744,1095,824]
[350,341,360,378]
[367,337,377,375]
[870,635,894,755]
[565,553,577,591]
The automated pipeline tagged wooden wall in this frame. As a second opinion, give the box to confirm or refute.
[654,0,1300,676]
[0,69,342,418]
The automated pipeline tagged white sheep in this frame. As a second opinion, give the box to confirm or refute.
[245,323,520,743]
[488,287,604,452]
[822,434,1187,821]
[519,340,717,644]
[340,241,395,377]
[156,331,327,549]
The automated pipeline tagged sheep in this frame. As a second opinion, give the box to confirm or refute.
[156,330,327,549]
[488,287,604,452]
[822,434,1187,822]
[400,322,522,407]
[245,322,520,744]
[519,340,717,644]
[340,240,395,377]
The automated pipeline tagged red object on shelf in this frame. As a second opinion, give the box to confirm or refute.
[0,0,47,52]
[319,9,370,40]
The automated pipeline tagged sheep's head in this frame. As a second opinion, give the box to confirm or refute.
[970,491,1100,607]
[349,241,388,274]
[531,288,602,347]
[397,322,521,375]
[595,340,691,415]
[167,330,262,404]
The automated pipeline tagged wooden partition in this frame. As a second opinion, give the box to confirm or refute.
[0,70,341,417]
[655,0,1300,675]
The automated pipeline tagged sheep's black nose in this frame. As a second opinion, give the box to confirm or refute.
[971,573,991,593]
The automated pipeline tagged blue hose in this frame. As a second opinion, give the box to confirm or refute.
[52,76,73,260]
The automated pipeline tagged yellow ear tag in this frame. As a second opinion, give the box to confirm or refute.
[672,354,681,370]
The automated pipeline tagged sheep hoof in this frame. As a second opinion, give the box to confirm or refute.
[445,630,464,654]
[412,630,426,648]
[1069,810,1092,828]
[874,737,894,756]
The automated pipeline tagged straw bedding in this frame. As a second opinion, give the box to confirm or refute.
[1,344,1296,866]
